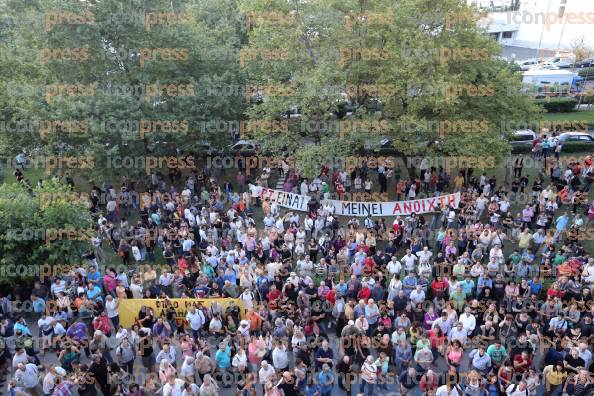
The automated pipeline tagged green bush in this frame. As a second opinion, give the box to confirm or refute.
[576,95,594,105]
[578,68,594,80]
[534,97,578,112]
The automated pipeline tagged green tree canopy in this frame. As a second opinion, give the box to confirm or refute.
[240,0,541,178]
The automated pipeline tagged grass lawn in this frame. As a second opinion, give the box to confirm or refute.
[542,109,594,124]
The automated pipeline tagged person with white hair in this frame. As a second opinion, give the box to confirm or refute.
[199,374,218,396]
[43,366,65,396]
[13,362,40,396]
[258,360,276,390]
[158,359,177,384]
[180,356,195,383]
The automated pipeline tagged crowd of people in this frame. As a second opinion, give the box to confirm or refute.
[1,149,594,396]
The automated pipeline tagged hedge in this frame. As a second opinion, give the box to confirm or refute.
[578,67,594,80]
[534,97,578,112]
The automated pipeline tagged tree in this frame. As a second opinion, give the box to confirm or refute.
[239,0,540,178]
[0,0,247,181]
[569,35,593,63]
[0,178,93,273]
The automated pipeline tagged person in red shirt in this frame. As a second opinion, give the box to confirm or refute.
[325,287,337,306]
[266,285,283,309]
[513,351,532,374]
[92,312,112,336]
[177,256,189,272]
[364,257,375,275]
[431,276,448,298]
[356,242,369,255]
[357,283,371,300]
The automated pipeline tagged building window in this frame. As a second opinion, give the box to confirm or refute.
[502,31,513,39]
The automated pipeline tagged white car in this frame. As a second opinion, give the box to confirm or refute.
[516,59,540,71]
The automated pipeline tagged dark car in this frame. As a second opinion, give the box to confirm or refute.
[576,57,594,68]
[557,132,594,151]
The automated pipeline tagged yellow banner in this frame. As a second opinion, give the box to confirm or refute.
[118,298,244,329]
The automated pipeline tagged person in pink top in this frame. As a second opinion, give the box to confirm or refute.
[103,269,117,295]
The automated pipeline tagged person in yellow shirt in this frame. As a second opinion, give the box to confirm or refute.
[453,172,465,192]
[543,362,567,396]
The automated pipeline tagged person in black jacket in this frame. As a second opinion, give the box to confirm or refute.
[336,355,352,391]
[89,355,111,396]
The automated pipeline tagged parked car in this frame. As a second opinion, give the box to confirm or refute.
[516,59,541,71]
[509,129,537,147]
[557,132,594,148]
[576,57,594,68]
[548,57,575,69]
[226,140,261,155]
[539,62,560,70]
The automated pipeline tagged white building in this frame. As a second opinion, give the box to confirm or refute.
[470,0,594,58]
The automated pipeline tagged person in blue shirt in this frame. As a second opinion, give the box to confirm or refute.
[527,277,542,296]
[214,342,231,371]
[317,364,334,396]
[460,275,475,298]
[554,212,569,242]
[402,273,417,298]
[86,282,103,303]
[477,274,493,297]
[87,266,101,285]
[223,266,237,284]
[515,261,530,279]
[13,318,32,337]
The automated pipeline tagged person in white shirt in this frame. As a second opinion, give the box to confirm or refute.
[130,278,143,298]
[105,295,120,329]
[43,366,65,396]
[12,349,29,370]
[505,381,529,396]
[162,375,185,396]
[355,314,370,334]
[436,384,462,396]
[258,360,276,385]
[239,289,254,310]
[185,307,205,339]
[401,250,417,273]
[14,363,40,395]
[459,307,476,335]
[300,180,309,196]
[272,341,289,370]
[416,247,433,265]
[387,257,402,276]
[409,285,426,307]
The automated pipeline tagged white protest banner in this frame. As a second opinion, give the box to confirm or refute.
[260,188,461,217]
[260,188,311,211]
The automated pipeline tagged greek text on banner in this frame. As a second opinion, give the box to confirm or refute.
[259,188,460,217]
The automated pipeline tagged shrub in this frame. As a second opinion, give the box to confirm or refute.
[534,97,578,112]
[578,67,594,80]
